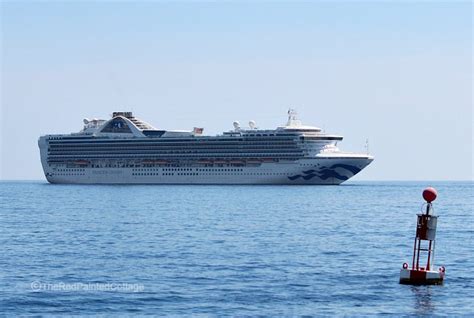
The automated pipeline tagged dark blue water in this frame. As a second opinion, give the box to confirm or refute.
[0,181,472,316]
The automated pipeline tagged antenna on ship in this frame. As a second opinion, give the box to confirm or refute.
[286,108,301,127]
[365,139,369,155]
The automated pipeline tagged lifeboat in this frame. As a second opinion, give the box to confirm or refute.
[246,159,262,164]
[261,158,275,163]
[74,160,90,165]
[143,159,169,165]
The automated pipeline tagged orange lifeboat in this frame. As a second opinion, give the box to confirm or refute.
[246,159,262,164]
[74,160,90,165]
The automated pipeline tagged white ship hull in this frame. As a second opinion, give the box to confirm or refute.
[40,155,373,185]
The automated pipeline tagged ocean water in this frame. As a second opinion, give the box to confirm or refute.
[0,181,472,316]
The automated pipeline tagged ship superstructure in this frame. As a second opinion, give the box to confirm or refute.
[38,110,373,184]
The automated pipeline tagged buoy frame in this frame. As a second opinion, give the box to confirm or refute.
[399,187,445,285]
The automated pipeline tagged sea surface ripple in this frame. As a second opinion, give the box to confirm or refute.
[0,181,472,316]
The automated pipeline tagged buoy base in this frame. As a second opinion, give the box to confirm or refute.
[399,268,445,285]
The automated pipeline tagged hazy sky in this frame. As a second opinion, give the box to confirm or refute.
[1,1,472,181]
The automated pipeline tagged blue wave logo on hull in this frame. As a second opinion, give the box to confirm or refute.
[288,164,361,181]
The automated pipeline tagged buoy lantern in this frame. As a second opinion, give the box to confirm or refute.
[399,187,445,285]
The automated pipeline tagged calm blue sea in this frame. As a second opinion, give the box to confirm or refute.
[0,181,472,316]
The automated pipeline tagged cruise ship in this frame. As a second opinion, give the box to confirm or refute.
[38,110,373,184]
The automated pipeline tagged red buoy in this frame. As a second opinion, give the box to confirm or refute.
[423,187,437,203]
[400,187,445,285]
